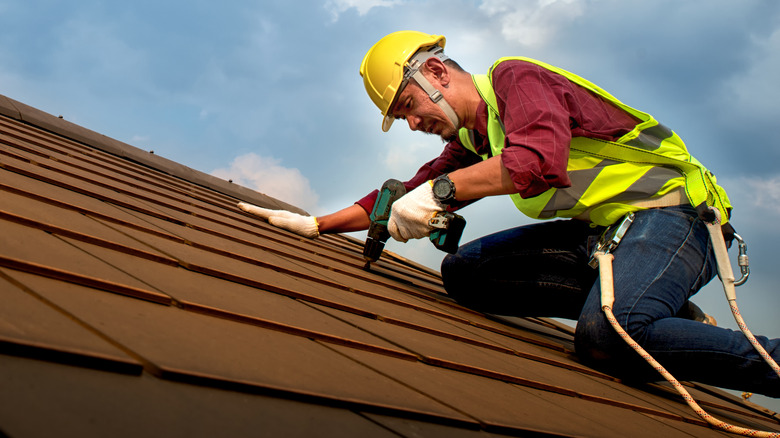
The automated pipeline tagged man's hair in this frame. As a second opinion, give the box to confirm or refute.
[444,59,466,73]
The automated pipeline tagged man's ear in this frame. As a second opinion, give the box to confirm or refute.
[423,57,450,87]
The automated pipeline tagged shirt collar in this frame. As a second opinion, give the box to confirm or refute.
[468,100,490,155]
[475,100,489,136]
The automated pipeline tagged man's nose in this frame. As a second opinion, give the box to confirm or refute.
[406,115,422,131]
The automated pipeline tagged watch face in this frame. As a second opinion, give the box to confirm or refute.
[433,178,453,199]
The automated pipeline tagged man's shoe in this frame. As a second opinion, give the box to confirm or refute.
[677,301,717,326]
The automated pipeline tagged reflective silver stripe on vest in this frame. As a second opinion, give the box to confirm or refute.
[538,162,682,218]
[466,130,479,154]
[624,123,674,151]
[606,166,684,204]
[539,159,617,218]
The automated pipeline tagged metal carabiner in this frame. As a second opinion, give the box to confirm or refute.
[588,212,635,269]
[732,233,750,286]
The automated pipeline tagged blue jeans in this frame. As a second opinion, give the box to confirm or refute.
[441,205,780,397]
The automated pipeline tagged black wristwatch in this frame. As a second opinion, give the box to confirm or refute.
[432,174,457,205]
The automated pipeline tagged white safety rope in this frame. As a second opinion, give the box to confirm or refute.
[594,210,780,436]
[704,210,780,379]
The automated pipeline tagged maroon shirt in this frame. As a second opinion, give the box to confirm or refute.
[356,59,639,213]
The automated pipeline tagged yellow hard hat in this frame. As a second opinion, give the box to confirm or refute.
[360,31,446,131]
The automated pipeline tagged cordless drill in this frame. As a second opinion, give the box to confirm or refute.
[363,179,406,266]
[362,179,466,268]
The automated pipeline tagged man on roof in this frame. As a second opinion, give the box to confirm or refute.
[239,31,779,398]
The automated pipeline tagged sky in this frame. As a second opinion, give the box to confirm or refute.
[2,0,779,410]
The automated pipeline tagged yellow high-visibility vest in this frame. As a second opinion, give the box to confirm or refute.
[458,57,731,226]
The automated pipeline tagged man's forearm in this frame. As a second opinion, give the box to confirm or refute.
[449,155,517,201]
[317,204,371,234]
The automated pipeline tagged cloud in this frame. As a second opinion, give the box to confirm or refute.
[324,0,403,21]
[722,27,780,123]
[211,153,320,213]
[479,0,585,47]
[382,133,445,176]
[722,174,780,217]
[130,135,150,144]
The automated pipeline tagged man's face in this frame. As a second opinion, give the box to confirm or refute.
[390,80,458,142]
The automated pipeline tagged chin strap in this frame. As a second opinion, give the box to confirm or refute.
[403,48,460,130]
[410,69,459,129]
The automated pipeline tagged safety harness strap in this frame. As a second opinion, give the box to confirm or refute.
[569,138,731,224]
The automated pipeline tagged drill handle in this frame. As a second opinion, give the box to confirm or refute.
[363,179,407,263]
[369,179,406,223]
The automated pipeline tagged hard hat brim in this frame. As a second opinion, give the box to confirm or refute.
[382,113,394,132]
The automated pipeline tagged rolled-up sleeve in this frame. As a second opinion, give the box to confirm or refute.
[491,61,574,199]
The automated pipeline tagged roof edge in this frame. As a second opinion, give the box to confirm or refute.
[0,93,307,215]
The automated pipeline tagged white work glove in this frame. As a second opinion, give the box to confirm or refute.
[387,181,445,242]
[237,202,319,238]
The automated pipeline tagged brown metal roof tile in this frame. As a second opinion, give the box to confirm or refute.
[0,218,170,296]
[0,271,142,374]
[57,239,413,357]
[331,345,712,438]
[14,271,475,424]
[0,168,176,240]
[0,354,404,438]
